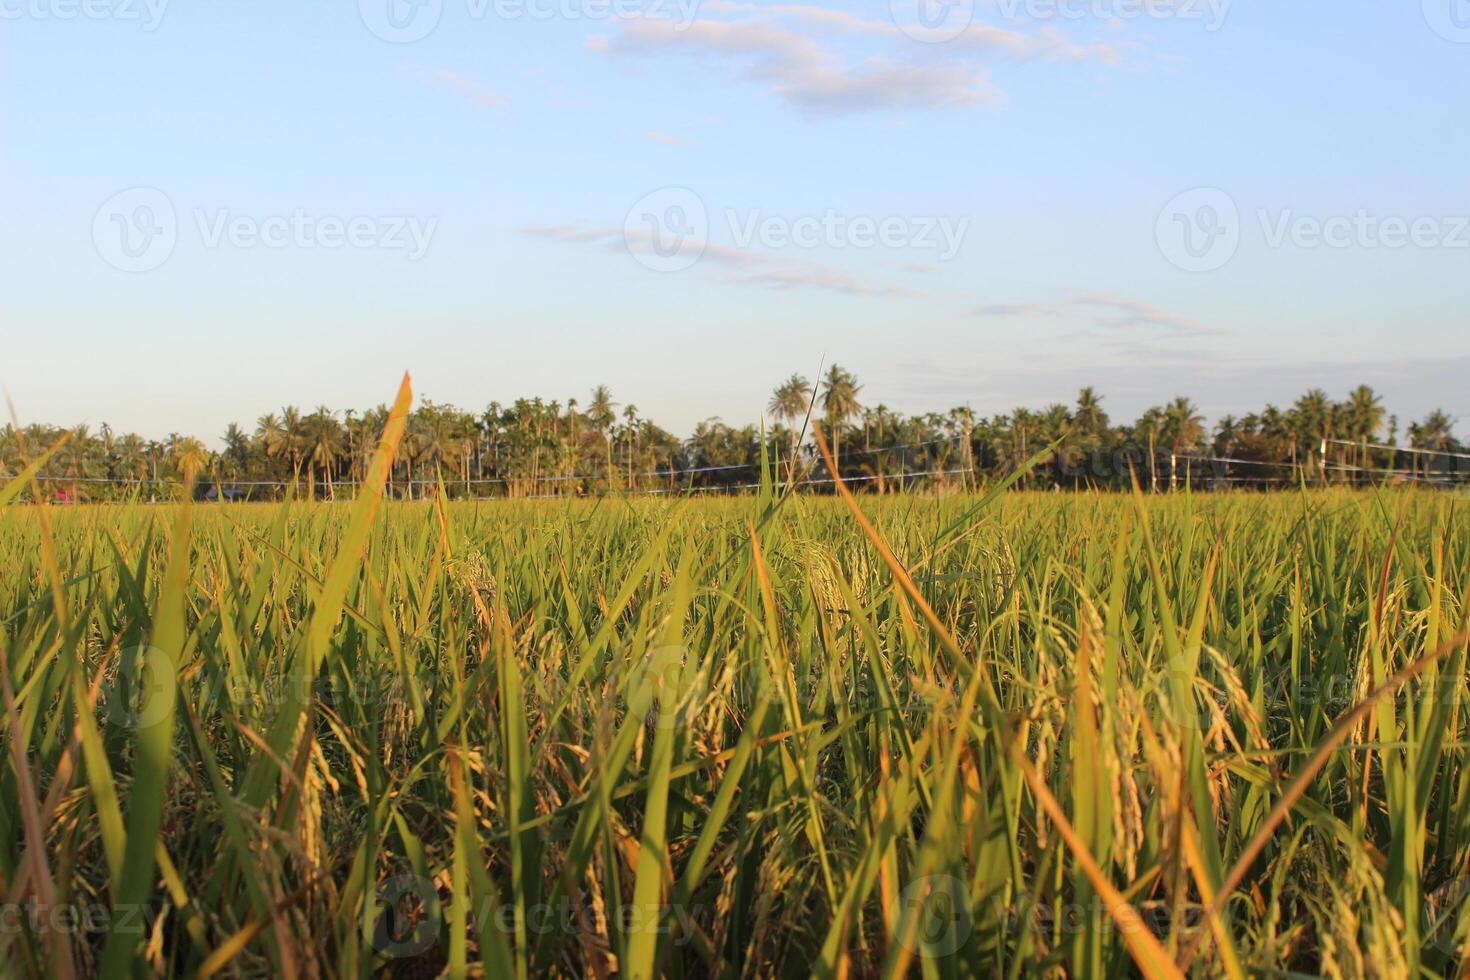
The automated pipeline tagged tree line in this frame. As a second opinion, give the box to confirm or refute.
[2,367,1464,502]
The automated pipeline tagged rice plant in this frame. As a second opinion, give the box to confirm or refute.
[1,380,1467,977]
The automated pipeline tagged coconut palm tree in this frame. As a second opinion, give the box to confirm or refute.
[1409,409,1457,480]
[221,423,251,478]
[113,433,149,485]
[279,407,307,492]
[255,413,286,474]
[948,405,977,491]
[1344,384,1385,477]
[1291,389,1332,483]
[768,373,812,426]
[168,436,209,486]
[768,374,812,481]
[1074,387,1108,437]
[621,404,640,489]
[819,365,862,475]
[1162,396,1204,490]
[588,385,617,489]
[304,408,343,497]
[1133,407,1165,492]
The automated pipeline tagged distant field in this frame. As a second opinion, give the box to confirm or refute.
[1,482,1468,976]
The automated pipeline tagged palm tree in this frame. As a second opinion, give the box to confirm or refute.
[769,373,812,425]
[819,365,862,475]
[255,413,286,475]
[1162,396,1204,490]
[1213,415,1239,455]
[1257,405,1295,475]
[768,374,812,481]
[167,436,209,486]
[280,407,307,492]
[304,407,343,497]
[1074,387,1108,436]
[1003,409,1041,488]
[221,423,251,478]
[948,405,977,491]
[1133,407,1165,492]
[621,404,640,489]
[1409,409,1457,480]
[1291,389,1332,483]
[113,433,149,485]
[862,403,902,493]
[1345,384,1385,477]
[1039,404,1073,487]
[588,385,617,490]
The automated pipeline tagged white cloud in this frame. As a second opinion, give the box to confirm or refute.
[419,68,506,109]
[524,224,922,297]
[590,5,1133,115]
[974,293,1210,335]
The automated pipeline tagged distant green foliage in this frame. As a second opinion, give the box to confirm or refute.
[2,380,1464,501]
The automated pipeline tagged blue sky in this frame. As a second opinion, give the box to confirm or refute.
[3,0,1468,442]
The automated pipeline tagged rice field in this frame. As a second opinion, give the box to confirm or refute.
[2,385,1468,978]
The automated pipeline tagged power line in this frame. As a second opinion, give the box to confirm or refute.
[1177,452,1470,484]
[1328,438,1470,463]
[10,435,967,490]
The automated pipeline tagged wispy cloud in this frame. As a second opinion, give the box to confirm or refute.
[974,293,1211,336]
[589,5,1135,115]
[589,15,995,114]
[775,5,1132,61]
[646,131,693,145]
[523,224,921,298]
[419,68,506,109]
